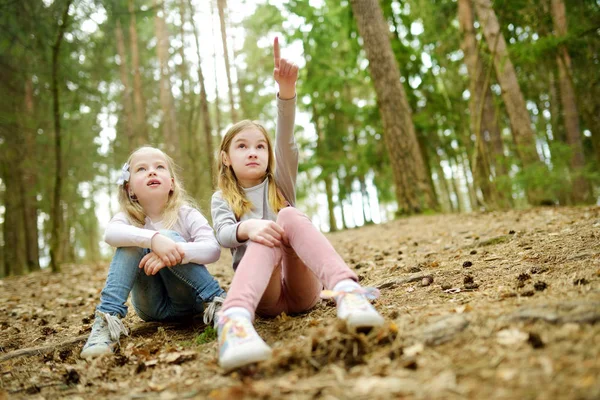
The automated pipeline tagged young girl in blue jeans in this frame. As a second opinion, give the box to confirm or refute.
[211,38,384,371]
[80,146,226,358]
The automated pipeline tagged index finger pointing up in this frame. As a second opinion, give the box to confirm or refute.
[273,36,280,68]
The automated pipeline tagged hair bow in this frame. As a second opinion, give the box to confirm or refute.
[116,163,130,185]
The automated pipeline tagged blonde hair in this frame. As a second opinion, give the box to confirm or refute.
[217,120,287,219]
[118,146,196,229]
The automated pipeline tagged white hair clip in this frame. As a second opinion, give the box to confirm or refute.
[116,163,130,185]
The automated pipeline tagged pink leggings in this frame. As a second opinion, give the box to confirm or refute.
[222,207,358,318]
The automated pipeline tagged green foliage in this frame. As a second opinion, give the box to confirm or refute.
[195,326,217,344]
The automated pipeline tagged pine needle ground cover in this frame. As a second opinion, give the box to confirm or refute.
[1,207,599,399]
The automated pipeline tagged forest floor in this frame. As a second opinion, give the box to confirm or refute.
[1,206,599,400]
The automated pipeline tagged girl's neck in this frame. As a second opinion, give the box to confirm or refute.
[139,199,166,222]
[239,175,267,189]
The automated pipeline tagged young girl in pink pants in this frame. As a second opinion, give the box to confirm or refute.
[211,37,384,371]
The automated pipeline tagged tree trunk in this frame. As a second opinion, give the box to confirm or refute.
[336,172,350,230]
[154,0,179,156]
[210,0,223,136]
[217,0,237,121]
[177,0,189,103]
[551,0,592,203]
[21,75,40,271]
[458,0,503,209]
[324,174,338,232]
[358,175,372,224]
[350,0,435,215]
[449,159,465,213]
[189,0,215,187]
[50,0,73,273]
[115,19,136,149]
[474,0,546,204]
[129,0,149,145]
[1,132,27,276]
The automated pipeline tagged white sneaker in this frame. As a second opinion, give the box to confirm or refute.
[322,287,384,331]
[80,311,129,359]
[217,314,272,371]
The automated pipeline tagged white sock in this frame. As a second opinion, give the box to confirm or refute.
[222,307,252,321]
[333,279,361,293]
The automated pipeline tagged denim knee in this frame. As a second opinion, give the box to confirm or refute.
[158,230,185,243]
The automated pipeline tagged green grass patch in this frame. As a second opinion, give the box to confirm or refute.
[195,326,217,344]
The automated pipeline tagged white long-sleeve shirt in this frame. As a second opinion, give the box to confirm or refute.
[104,205,221,265]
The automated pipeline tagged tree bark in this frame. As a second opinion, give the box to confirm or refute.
[188,0,215,188]
[115,19,136,150]
[350,0,435,215]
[474,0,547,204]
[217,0,237,121]
[1,137,27,276]
[210,0,223,136]
[324,174,338,232]
[550,0,592,203]
[458,0,504,209]
[358,175,372,224]
[177,0,189,103]
[129,0,149,145]
[50,0,73,273]
[154,0,179,156]
[21,75,40,271]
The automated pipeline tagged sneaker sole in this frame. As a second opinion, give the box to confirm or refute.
[80,347,113,359]
[220,341,272,371]
[346,313,385,331]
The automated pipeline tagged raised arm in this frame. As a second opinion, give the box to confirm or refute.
[273,36,298,100]
[273,37,299,205]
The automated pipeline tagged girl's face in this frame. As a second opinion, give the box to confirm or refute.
[127,148,174,207]
[223,128,269,188]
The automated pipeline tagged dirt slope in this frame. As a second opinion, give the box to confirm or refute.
[1,206,599,399]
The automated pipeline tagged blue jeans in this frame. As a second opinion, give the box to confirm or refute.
[97,230,226,321]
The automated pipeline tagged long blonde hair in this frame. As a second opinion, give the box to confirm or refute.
[217,120,287,219]
[118,146,196,229]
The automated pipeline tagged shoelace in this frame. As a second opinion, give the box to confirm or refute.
[203,296,226,326]
[320,286,381,301]
[102,312,129,341]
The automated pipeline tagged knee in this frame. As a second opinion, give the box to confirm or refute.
[277,207,305,225]
[158,230,185,243]
[114,246,145,263]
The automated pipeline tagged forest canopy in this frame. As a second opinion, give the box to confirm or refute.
[1,0,599,277]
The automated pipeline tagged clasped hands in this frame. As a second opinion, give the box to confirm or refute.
[139,234,185,276]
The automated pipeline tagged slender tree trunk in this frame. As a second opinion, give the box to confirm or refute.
[449,159,465,212]
[358,175,372,224]
[350,0,435,214]
[217,0,237,121]
[551,0,592,203]
[230,35,247,119]
[21,75,40,271]
[324,175,338,232]
[129,0,149,145]
[189,0,215,187]
[178,0,189,103]
[154,0,179,156]
[115,19,136,149]
[50,0,73,273]
[437,165,455,212]
[336,172,350,230]
[474,0,547,204]
[458,0,503,209]
[210,0,223,136]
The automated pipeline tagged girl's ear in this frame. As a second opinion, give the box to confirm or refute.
[221,151,230,167]
[170,177,174,192]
